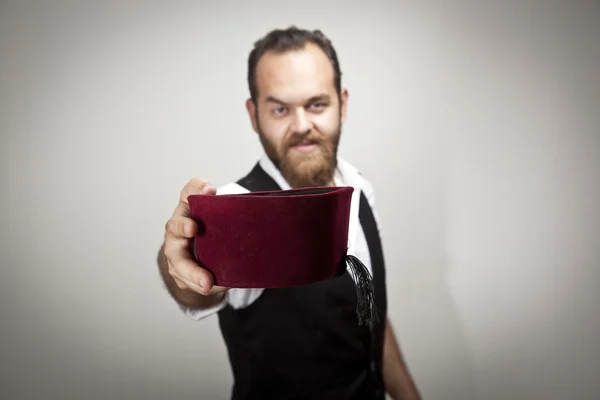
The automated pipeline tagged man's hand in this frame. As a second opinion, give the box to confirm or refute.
[159,178,229,308]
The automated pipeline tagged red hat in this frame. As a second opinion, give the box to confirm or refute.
[188,186,377,325]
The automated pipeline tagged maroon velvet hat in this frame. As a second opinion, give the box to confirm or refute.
[188,186,377,325]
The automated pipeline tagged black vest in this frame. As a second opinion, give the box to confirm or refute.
[217,163,388,400]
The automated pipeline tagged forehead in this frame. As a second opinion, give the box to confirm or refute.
[255,42,336,102]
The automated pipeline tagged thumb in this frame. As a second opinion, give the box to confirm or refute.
[203,185,217,196]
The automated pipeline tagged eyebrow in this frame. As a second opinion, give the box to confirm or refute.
[265,96,287,106]
[265,94,331,106]
[306,94,331,104]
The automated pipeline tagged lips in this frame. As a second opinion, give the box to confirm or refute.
[289,135,320,147]
[288,139,320,154]
[295,139,316,146]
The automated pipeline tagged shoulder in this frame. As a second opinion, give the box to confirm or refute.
[338,158,383,235]
[360,175,377,210]
[337,158,377,210]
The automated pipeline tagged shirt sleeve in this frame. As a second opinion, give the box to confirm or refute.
[180,297,227,321]
[181,288,266,321]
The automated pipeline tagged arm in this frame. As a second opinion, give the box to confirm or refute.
[383,317,422,400]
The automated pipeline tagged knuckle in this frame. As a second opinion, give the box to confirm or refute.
[171,219,181,236]
[182,178,204,197]
[184,220,197,237]
[163,236,174,254]
[179,186,188,203]
[166,218,187,239]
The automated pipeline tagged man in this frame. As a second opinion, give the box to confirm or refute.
[158,26,421,400]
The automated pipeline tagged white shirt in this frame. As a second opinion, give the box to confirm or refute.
[183,153,381,321]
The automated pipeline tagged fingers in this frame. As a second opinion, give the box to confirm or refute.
[177,254,214,289]
[163,235,213,291]
[163,233,193,262]
[165,215,197,238]
[166,245,230,296]
[167,252,216,295]
[179,178,217,206]
[168,259,206,294]
[171,178,216,219]
[162,177,225,297]
[168,176,217,236]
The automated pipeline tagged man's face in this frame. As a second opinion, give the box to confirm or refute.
[246,43,348,188]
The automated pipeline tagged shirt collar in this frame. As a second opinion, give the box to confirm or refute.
[258,152,364,191]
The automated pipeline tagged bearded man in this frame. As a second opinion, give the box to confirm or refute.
[158,26,421,400]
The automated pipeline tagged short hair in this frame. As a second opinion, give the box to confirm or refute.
[247,26,342,102]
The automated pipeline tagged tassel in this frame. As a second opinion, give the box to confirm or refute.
[344,254,379,326]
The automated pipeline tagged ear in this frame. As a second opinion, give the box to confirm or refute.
[340,88,349,124]
[246,98,259,134]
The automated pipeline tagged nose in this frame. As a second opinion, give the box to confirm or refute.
[290,108,312,135]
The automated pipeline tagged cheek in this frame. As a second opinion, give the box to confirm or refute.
[259,118,288,146]
[312,111,340,136]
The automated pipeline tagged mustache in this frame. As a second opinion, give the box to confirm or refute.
[285,131,325,148]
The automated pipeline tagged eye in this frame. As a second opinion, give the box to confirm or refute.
[309,102,327,111]
[272,106,287,116]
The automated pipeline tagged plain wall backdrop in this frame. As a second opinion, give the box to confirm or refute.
[1,1,599,399]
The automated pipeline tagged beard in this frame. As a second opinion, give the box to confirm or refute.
[258,124,341,189]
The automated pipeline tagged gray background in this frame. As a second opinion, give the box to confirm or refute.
[1,1,599,399]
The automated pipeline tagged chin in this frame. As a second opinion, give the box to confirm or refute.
[289,152,324,169]
[279,143,337,188]
[293,162,334,187]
